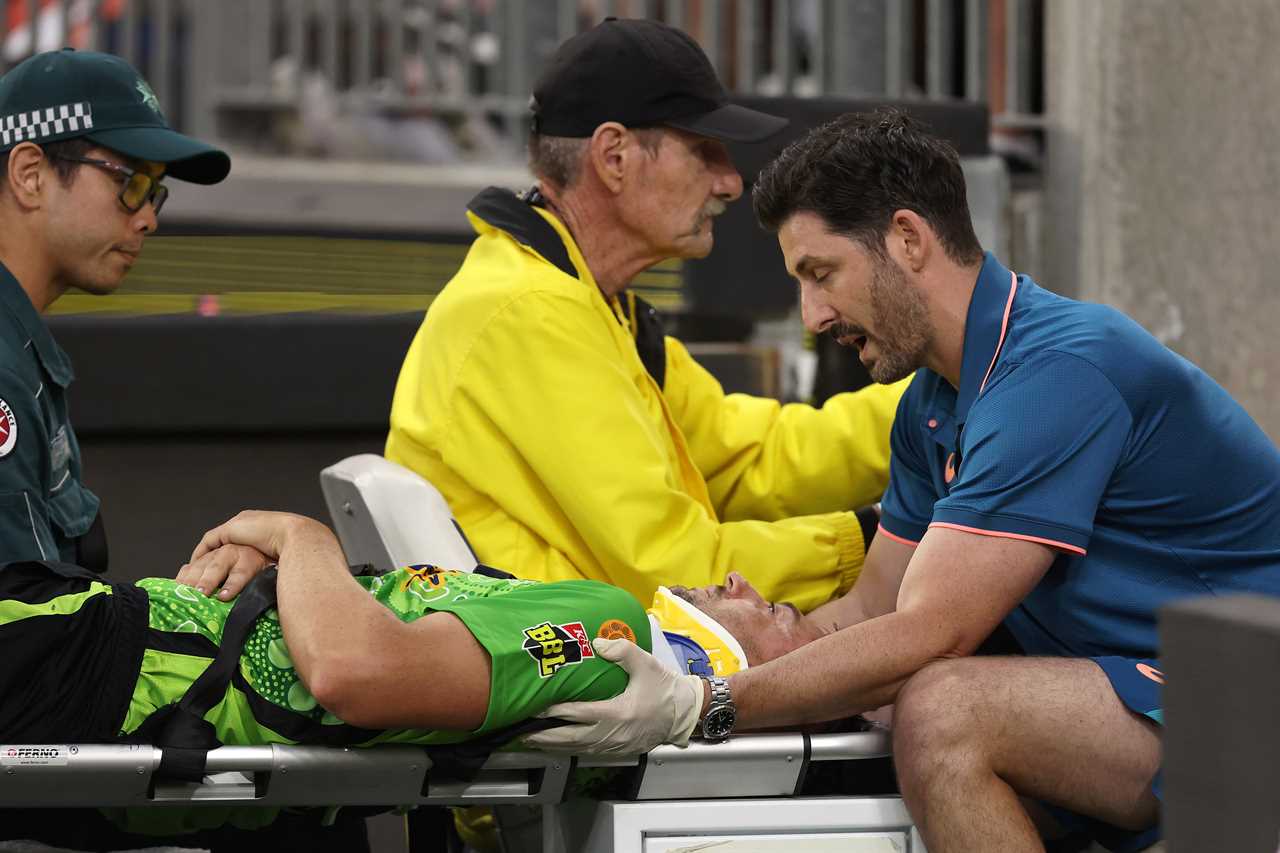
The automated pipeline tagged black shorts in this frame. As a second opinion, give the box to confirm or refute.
[0,560,148,742]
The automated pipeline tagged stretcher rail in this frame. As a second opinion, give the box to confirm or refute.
[0,730,891,809]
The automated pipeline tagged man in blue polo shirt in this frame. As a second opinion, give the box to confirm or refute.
[524,109,1280,852]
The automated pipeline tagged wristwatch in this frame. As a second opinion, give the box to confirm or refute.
[698,676,736,741]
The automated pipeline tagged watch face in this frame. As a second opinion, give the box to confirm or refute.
[703,705,736,740]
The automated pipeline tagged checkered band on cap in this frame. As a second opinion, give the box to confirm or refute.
[0,102,94,148]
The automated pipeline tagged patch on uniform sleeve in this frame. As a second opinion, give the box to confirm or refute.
[401,564,462,591]
[0,398,16,458]
[523,620,593,678]
[597,619,637,643]
[405,563,459,577]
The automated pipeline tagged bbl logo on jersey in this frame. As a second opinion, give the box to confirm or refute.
[523,620,594,678]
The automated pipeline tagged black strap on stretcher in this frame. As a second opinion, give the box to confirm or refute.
[125,567,282,783]
[132,563,567,785]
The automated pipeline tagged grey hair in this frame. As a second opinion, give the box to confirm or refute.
[528,127,667,190]
[528,134,590,190]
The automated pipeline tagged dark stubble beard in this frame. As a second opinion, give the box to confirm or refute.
[863,254,933,384]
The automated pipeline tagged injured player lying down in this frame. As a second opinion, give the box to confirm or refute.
[1,511,826,764]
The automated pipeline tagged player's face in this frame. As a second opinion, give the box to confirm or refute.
[43,146,163,296]
[670,572,826,665]
[779,210,933,384]
[623,128,743,261]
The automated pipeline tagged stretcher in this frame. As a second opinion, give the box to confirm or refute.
[316,454,925,850]
[0,731,920,851]
[0,456,925,852]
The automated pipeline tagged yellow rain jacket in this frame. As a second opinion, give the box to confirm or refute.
[387,188,907,612]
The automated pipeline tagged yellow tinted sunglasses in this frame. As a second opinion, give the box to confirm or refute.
[51,154,169,214]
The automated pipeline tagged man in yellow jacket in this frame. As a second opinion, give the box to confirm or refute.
[386,18,907,613]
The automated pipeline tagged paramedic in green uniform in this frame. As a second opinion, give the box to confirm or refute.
[0,49,229,570]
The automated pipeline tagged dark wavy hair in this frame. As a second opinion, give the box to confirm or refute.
[752,107,983,265]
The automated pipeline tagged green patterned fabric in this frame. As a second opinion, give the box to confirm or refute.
[125,567,650,746]
[2,561,651,837]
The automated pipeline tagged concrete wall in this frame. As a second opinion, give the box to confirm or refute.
[1044,0,1280,437]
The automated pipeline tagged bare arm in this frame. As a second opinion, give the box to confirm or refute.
[807,531,917,632]
[191,511,491,730]
[728,526,1056,729]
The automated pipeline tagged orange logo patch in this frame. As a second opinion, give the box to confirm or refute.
[944,452,957,484]
[1136,663,1165,684]
[597,619,636,643]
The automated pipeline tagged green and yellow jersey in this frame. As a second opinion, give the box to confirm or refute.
[0,561,649,748]
[127,566,650,746]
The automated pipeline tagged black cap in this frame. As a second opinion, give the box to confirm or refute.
[0,49,230,184]
[531,18,787,143]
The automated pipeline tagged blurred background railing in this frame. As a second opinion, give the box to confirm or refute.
[1,0,1043,326]
[1,0,1044,162]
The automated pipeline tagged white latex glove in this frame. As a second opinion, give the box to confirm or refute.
[522,637,705,755]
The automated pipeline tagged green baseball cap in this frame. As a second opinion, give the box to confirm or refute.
[0,48,230,184]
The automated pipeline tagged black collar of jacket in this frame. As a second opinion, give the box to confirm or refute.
[468,186,578,279]
[466,186,668,389]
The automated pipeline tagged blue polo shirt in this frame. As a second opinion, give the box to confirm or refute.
[880,253,1280,659]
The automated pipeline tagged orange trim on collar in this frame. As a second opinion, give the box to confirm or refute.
[977,270,1019,398]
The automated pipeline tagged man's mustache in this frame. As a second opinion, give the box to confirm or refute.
[696,199,727,225]
[831,322,866,341]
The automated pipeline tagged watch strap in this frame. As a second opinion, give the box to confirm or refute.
[699,675,735,740]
